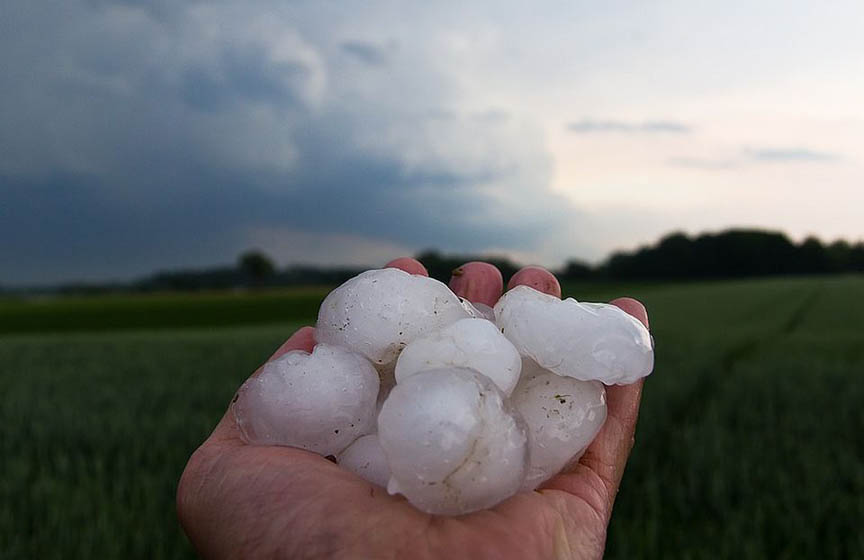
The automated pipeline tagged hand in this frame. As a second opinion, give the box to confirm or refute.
[177,259,649,559]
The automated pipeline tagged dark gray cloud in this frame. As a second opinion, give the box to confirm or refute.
[0,1,571,285]
[1,111,563,284]
[669,147,842,170]
[340,41,391,65]
[181,46,313,112]
[567,119,692,133]
[745,147,840,162]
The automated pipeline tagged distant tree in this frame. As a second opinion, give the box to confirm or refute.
[826,240,852,271]
[277,266,365,286]
[238,250,276,286]
[137,267,241,291]
[795,237,830,273]
[851,242,864,272]
[415,250,448,280]
[559,259,593,280]
[603,229,810,279]
[698,230,797,277]
[824,240,864,273]
[28,230,864,296]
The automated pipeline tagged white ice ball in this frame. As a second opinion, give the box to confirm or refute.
[378,368,527,515]
[512,359,607,490]
[494,286,654,385]
[395,318,522,395]
[233,344,379,456]
[316,268,471,366]
[337,434,391,488]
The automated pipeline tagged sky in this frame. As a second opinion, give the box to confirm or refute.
[2,0,863,285]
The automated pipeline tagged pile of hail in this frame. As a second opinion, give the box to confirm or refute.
[233,268,654,515]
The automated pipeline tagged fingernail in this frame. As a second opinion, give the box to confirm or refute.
[384,257,429,276]
[448,262,503,307]
[610,297,649,329]
[508,266,561,298]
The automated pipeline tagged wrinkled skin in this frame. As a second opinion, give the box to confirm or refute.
[177,259,649,559]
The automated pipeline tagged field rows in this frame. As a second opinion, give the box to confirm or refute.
[1,276,862,558]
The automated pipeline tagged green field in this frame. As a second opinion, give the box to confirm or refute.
[1,276,863,558]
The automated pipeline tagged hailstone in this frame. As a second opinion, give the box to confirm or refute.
[394,318,522,395]
[232,266,650,517]
[512,359,607,490]
[316,268,471,366]
[337,434,391,488]
[494,286,654,384]
[233,344,379,455]
[378,368,527,515]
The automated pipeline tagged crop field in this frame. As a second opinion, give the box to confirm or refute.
[1,276,862,559]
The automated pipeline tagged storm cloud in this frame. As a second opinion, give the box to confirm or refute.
[6,1,861,284]
[0,1,570,284]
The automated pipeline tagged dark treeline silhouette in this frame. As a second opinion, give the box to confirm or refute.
[604,229,864,280]
[47,252,367,294]
[8,229,863,295]
[136,264,364,293]
[135,265,366,292]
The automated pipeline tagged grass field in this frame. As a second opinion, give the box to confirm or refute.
[1,276,862,558]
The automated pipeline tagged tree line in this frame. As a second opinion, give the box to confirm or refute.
[7,228,862,295]
[600,229,864,280]
[141,229,864,291]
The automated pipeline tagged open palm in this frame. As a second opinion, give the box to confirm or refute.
[178,259,649,559]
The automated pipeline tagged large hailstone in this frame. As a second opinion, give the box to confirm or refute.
[494,286,654,384]
[316,268,471,367]
[395,318,522,395]
[378,368,527,515]
[512,359,607,490]
[337,434,391,488]
[233,344,379,456]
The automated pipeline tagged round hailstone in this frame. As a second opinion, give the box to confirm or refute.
[394,318,522,395]
[494,286,654,385]
[233,344,379,456]
[337,434,391,488]
[316,268,471,367]
[378,368,527,515]
[512,359,607,490]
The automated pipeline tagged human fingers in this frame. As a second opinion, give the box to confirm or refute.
[385,257,429,276]
[507,266,562,298]
[608,297,649,330]
[448,262,504,307]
